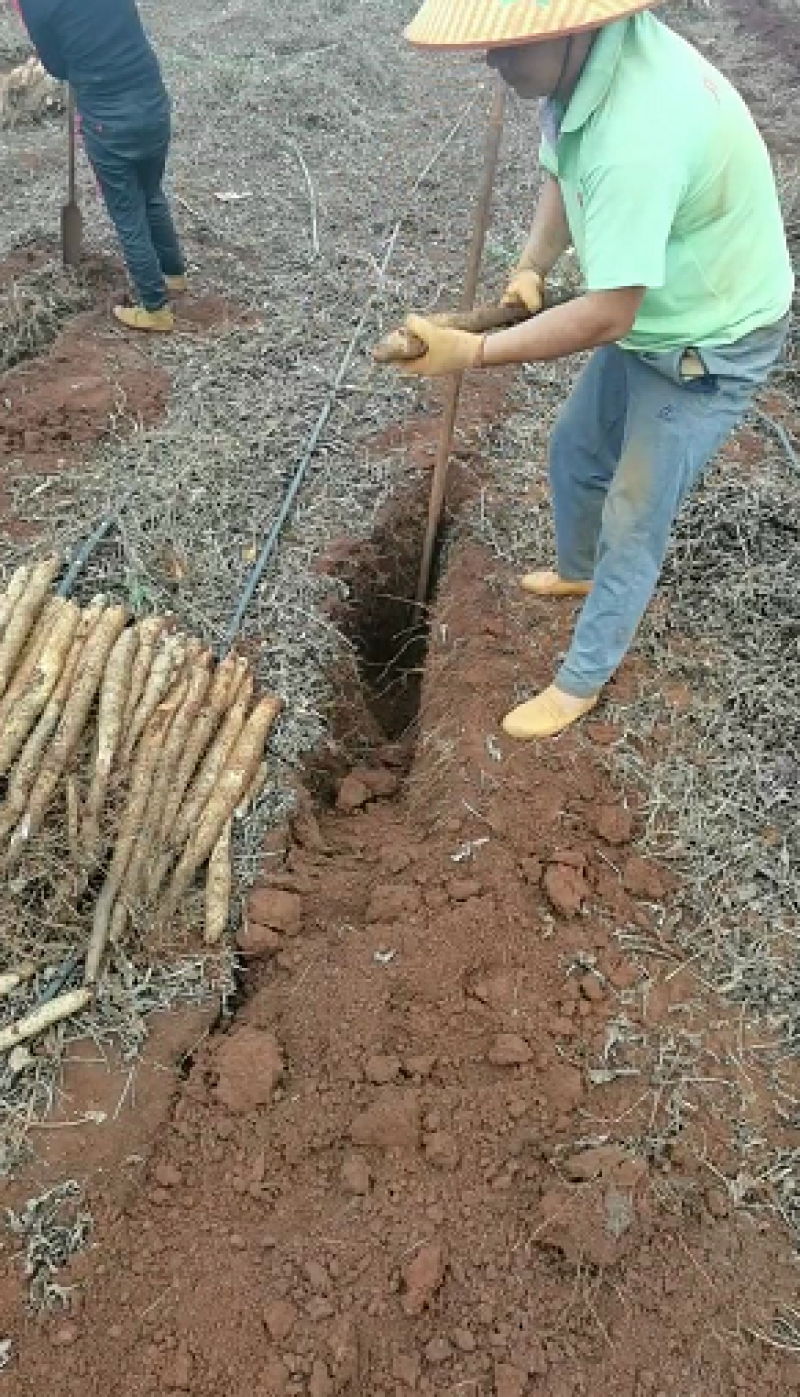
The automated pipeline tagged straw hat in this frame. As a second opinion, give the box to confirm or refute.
[406,0,659,50]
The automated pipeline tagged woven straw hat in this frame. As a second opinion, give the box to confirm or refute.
[406,0,658,50]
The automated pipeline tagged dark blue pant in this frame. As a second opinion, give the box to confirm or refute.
[81,98,185,311]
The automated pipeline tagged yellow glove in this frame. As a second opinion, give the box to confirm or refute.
[501,266,545,314]
[397,314,483,378]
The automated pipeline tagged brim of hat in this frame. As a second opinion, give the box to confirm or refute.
[406,0,657,50]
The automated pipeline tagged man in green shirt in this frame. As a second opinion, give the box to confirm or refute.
[396,0,793,738]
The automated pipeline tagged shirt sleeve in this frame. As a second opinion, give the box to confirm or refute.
[538,136,558,178]
[16,0,67,80]
[579,161,684,291]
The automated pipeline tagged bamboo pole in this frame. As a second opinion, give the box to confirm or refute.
[415,77,507,607]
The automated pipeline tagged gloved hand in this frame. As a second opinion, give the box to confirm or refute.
[501,266,545,314]
[398,314,483,378]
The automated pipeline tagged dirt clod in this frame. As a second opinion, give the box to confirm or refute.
[237,920,284,957]
[263,1300,298,1343]
[424,1335,452,1365]
[543,862,589,917]
[487,1034,533,1066]
[51,1323,79,1347]
[260,1355,290,1395]
[351,765,401,799]
[164,1347,192,1391]
[247,887,303,935]
[351,1091,421,1149]
[153,1162,182,1188]
[215,1028,284,1113]
[494,1362,527,1397]
[402,1241,446,1316]
[622,855,667,901]
[591,804,635,845]
[309,1358,333,1397]
[336,774,371,812]
[366,883,422,922]
[364,1053,402,1084]
[340,1152,372,1194]
[579,973,604,1003]
[448,876,483,902]
[453,1327,477,1353]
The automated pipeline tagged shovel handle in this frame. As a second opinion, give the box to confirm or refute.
[67,86,76,203]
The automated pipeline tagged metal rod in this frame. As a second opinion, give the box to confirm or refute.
[415,76,507,607]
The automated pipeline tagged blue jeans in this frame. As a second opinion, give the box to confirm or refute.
[81,92,185,311]
[549,318,790,697]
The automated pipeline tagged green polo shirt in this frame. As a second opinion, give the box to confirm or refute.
[540,13,794,352]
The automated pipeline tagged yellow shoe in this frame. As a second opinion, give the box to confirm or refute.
[501,684,599,740]
[113,304,174,333]
[520,569,592,598]
[165,274,188,294]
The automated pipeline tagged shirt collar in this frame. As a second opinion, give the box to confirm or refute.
[559,18,630,135]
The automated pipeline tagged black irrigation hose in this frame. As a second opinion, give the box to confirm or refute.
[219,267,396,658]
[56,512,119,599]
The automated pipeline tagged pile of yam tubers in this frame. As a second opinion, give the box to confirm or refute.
[0,556,282,1054]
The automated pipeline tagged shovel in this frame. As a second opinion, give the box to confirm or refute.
[61,87,83,268]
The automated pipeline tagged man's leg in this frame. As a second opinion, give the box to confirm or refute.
[504,318,789,737]
[543,343,629,583]
[556,332,787,700]
[138,143,186,283]
[83,134,170,314]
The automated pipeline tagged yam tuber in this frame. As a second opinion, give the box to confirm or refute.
[90,677,189,965]
[0,601,80,777]
[120,675,192,903]
[159,653,248,847]
[120,615,162,738]
[82,626,137,858]
[85,890,128,985]
[0,594,65,732]
[0,565,30,635]
[66,774,81,863]
[204,818,232,944]
[0,961,37,999]
[236,760,269,819]
[0,603,103,845]
[172,670,254,848]
[120,631,185,764]
[159,693,282,921]
[143,646,212,899]
[0,986,91,1054]
[5,605,127,868]
[0,555,60,699]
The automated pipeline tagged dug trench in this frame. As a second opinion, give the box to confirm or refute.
[3,378,800,1396]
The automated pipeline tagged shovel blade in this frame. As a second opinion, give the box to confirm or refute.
[61,202,83,269]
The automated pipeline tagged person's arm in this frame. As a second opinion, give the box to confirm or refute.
[16,0,67,80]
[399,285,644,377]
[502,176,573,313]
[398,158,680,377]
[482,286,644,364]
[515,174,573,277]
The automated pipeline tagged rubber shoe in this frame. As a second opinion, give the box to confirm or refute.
[501,684,599,740]
[165,274,188,294]
[519,569,592,598]
[113,304,174,333]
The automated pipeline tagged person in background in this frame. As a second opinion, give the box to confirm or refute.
[396,0,793,739]
[15,0,186,332]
